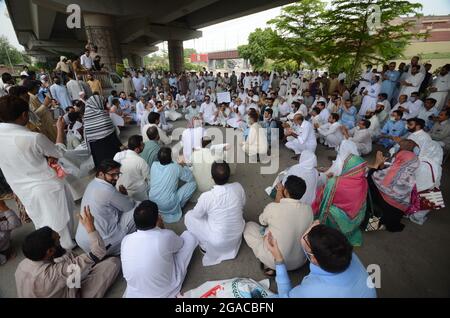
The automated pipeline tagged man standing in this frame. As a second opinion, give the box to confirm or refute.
[24,80,57,142]
[230,71,238,92]
[359,74,381,119]
[0,96,76,249]
[80,49,93,70]
[113,135,150,202]
[380,62,400,102]
[87,74,103,96]
[121,201,197,298]
[428,64,449,111]
[66,73,85,101]
[50,77,72,109]
[400,65,424,98]
[75,159,136,256]
[16,207,121,298]
[185,162,245,266]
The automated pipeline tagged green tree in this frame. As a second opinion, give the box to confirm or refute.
[144,52,169,71]
[0,36,27,66]
[238,28,279,70]
[268,0,326,67]
[319,0,424,83]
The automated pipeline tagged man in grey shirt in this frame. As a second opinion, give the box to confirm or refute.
[75,159,136,255]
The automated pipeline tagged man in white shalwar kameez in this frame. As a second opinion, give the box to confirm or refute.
[181,118,206,163]
[400,65,425,99]
[285,114,317,156]
[185,162,246,266]
[359,75,381,119]
[192,138,234,193]
[0,96,75,249]
[121,201,197,298]
[316,113,344,149]
[428,65,449,111]
[113,135,150,202]
[199,95,218,125]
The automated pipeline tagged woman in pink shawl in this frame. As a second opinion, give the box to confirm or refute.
[368,140,420,232]
[312,142,368,246]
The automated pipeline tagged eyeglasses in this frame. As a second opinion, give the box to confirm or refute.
[302,232,314,256]
[105,172,122,178]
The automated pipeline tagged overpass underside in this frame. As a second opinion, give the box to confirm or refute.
[5,0,295,72]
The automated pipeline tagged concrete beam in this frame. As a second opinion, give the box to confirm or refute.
[184,0,296,29]
[151,0,220,24]
[117,18,149,44]
[119,20,202,44]
[121,44,159,57]
[27,38,85,51]
[30,2,57,39]
[31,0,123,15]
[146,25,202,41]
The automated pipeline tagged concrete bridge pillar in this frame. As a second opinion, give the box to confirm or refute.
[168,40,184,73]
[84,13,123,71]
[128,53,144,69]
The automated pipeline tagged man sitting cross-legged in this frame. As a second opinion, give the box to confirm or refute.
[121,201,198,298]
[244,176,313,276]
[15,207,121,298]
[185,161,246,266]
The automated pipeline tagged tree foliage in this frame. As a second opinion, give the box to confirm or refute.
[0,36,27,66]
[319,0,424,82]
[239,0,424,83]
[238,28,280,71]
[144,48,204,72]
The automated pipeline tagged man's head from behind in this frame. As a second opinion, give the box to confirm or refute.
[96,159,121,187]
[158,147,173,165]
[22,226,66,262]
[134,201,160,231]
[301,224,353,273]
[0,95,29,125]
[128,135,144,154]
[146,125,160,141]
[283,176,306,200]
[148,111,160,125]
[211,161,230,186]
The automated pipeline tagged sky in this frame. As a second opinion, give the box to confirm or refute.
[1,0,450,54]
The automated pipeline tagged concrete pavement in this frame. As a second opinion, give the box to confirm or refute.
[1,121,449,298]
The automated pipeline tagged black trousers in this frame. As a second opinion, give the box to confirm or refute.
[89,132,122,168]
[367,169,405,232]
